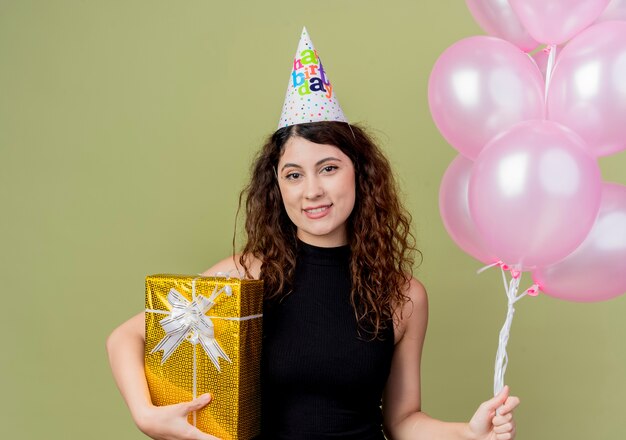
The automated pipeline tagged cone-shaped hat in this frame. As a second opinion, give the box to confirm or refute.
[278,27,348,129]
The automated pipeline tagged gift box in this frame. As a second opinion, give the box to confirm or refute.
[145,274,263,440]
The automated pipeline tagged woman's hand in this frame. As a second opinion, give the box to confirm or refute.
[135,394,221,440]
[468,386,520,440]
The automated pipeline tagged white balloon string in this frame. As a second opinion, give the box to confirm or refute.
[544,44,557,104]
[477,260,501,275]
[500,264,510,292]
[478,264,539,396]
[493,269,519,396]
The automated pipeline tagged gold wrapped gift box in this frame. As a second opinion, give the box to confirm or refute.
[145,274,263,440]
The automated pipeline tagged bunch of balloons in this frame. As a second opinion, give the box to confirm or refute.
[430,0,626,303]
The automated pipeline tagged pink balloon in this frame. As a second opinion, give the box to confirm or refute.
[596,0,626,22]
[469,120,602,270]
[439,155,496,264]
[465,0,538,51]
[533,183,626,302]
[547,21,626,157]
[509,0,611,45]
[428,36,544,160]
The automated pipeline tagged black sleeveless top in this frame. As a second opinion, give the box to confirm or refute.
[260,240,395,439]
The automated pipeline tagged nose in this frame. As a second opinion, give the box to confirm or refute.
[304,175,324,200]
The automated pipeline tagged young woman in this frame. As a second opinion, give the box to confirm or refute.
[107,121,520,440]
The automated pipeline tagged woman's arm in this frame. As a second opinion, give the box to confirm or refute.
[106,255,261,440]
[382,278,519,440]
[107,311,218,440]
[106,311,153,424]
[105,252,259,439]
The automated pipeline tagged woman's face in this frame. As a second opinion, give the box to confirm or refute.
[277,136,356,247]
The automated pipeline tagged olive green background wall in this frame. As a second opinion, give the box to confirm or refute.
[1,1,625,439]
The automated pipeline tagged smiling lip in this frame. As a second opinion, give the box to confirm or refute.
[302,204,332,219]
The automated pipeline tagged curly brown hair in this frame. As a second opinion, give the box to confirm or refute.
[237,121,417,337]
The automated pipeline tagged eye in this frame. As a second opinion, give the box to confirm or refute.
[320,165,338,174]
[284,172,302,180]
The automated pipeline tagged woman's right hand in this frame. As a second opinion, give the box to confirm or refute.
[135,394,221,440]
[106,313,222,440]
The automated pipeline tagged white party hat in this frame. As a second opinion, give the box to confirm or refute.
[278,27,348,129]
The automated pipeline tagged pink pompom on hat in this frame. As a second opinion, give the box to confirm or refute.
[278,27,348,129]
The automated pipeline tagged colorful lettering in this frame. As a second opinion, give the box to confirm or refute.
[319,61,329,85]
[291,53,333,99]
[300,49,317,65]
[298,83,311,96]
[292,71,305,87]
[309,77,326,93]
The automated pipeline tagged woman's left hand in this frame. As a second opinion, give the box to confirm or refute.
[468,385,520,440]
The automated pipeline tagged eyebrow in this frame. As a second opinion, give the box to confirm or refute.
[280,156,343,172]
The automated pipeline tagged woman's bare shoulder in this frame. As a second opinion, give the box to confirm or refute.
[405,277,428,309]
[201,253,262,279]
[394,276,428,343]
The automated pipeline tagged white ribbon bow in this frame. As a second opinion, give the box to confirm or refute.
[150,282,233,371]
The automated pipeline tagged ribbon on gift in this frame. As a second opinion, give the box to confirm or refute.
[149,281,233,370]
[146,278,262,371]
